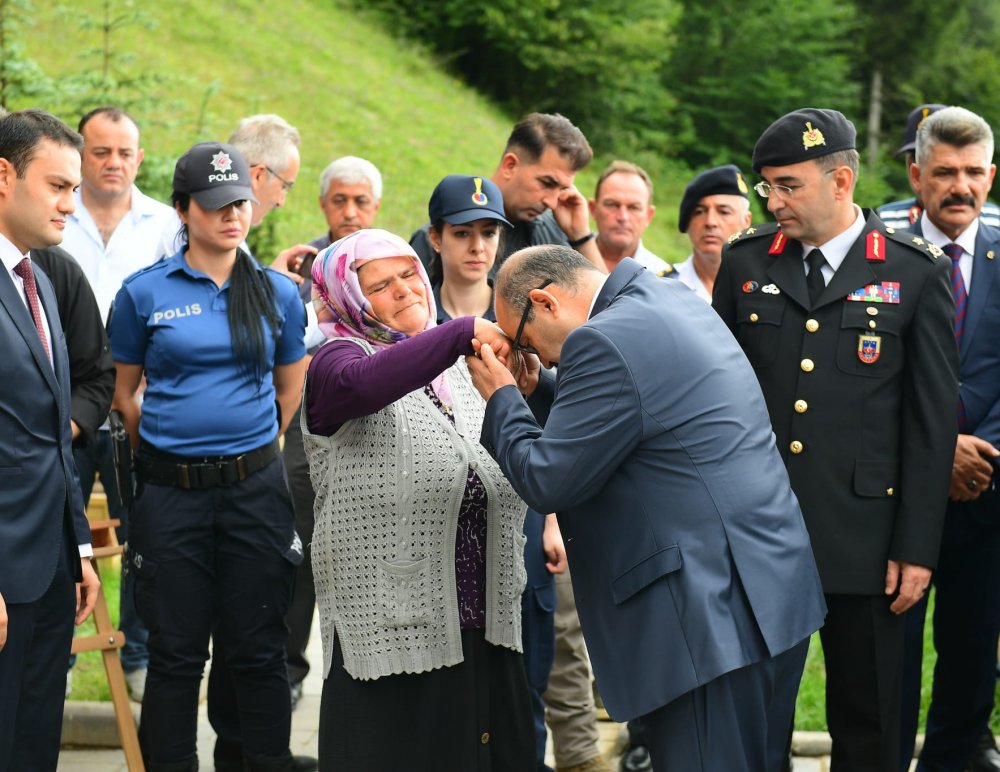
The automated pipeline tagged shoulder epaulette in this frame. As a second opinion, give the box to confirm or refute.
[881,226,942,262]
[726,222,779,249]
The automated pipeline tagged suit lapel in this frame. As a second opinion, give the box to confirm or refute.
[963,223,1000,362]
[591,258,644,318]
[0,262,60,400]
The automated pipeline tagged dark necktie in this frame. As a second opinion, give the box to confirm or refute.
[943,243,967,346]
[805,249,827,306]
[943,243,968,430]
[13,257,50,359]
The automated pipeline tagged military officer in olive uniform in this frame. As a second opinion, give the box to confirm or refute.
[713,108,959,772]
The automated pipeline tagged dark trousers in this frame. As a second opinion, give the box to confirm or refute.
[0,532,75,772]
[130,457,297,766]
[73,432,149,672]
[642,636,809,772]
[319,630,535,771]
[520,508,557,770]
[821,593,906,772]
[914,509,1000,772]
[281,411,316,687]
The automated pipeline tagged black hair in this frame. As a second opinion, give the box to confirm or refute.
[77,106,140,135]
[427,218,507,288]
[0,109,83,177]
[172,191,280,387]
[503,112,593,172]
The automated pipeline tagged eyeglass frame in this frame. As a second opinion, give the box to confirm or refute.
[753,168,837,199]
[266,166,295,191]
[512,278,553,355]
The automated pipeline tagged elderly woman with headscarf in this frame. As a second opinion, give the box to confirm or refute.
[300,228,533,771]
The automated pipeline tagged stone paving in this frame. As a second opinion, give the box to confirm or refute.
[58,616,919,770]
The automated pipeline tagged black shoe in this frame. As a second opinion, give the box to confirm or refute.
[970,743,1000,772]
[619,745,652,772]
[289,681,303,711]
[290,756,318,772]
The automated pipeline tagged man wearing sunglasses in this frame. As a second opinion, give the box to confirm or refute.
[467,244,827,772]
[713,108,959,771]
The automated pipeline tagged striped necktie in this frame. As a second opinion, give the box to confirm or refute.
[943,243,968,430]
[12,257,50,359]
[944,243,967,345]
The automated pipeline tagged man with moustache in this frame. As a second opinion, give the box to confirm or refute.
[896,106,1000,772]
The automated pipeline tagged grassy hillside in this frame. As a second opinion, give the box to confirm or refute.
[20,0,695,261]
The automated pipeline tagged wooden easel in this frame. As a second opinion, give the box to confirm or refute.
[70,518,145,771]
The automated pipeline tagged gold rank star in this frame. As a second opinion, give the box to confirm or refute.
[912,236,924,246]
[746,227,756,235]
[728,232,741,244]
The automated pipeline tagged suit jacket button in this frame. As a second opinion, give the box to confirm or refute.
[800,358,815,372]
[790,440,804,454]
[749,313,759,323]
[805,319,819,332]
[794,400,808,413]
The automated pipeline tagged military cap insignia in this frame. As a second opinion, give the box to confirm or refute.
[210,151,233,173]
[736,171,749,195]
[802,121,826,150]
[471,177,488,206]
[858,334,881,364]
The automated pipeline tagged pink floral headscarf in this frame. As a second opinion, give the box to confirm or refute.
[311,228,437,347]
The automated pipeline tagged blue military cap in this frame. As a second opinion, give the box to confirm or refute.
[428,174,511,227]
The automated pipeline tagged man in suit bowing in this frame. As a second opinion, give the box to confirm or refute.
[0,109,100,772]
[466,244,827,771]
[713,108,959,772]
[896,106,1000,772]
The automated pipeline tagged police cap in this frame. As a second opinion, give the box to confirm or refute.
[173,141,259,210]
[678,165,750,233]
[751,108,856,173]
[428,174,511,227]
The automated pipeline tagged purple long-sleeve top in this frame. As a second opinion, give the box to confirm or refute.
[306,316,476,436]
[306,316,489,629]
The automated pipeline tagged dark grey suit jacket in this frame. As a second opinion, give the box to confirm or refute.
[482,259,826,721]
[0,256,89,604]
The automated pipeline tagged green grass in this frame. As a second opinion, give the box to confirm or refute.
[69,556,122,702]
[19,0,695,263]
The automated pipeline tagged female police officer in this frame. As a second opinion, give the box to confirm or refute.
[109,141,306,772]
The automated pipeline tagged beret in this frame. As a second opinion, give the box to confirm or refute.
[678,165,749,233]
[751,108,856,173]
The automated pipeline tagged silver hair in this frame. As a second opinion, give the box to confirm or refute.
[227,114,300,172]
[318,155,382,200]
[916,106,994,167]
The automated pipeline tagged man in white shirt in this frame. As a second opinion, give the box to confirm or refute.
[674,165,752,303]
[589,160,667,274]
[61,106,175,702]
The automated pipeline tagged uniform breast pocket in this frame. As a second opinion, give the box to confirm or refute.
[735,296,785,368]
[836,303,904,378]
